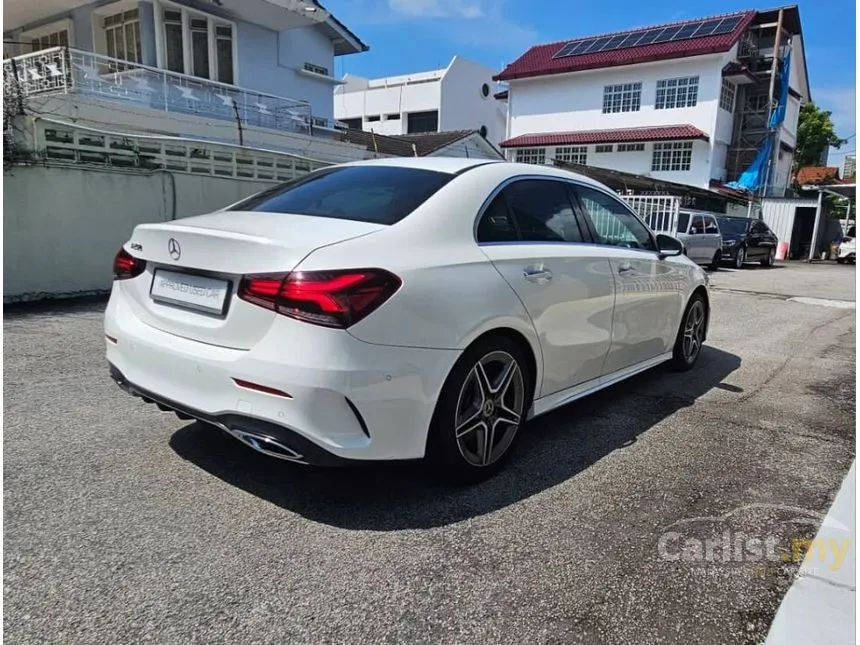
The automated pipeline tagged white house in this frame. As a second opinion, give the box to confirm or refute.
[3,0,374,162]
[495,7,811,197]
[334,55,507,147]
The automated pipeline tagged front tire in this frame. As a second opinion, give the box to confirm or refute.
[734,246,746,269]
[427,336,533,483]
[671,293,707,371]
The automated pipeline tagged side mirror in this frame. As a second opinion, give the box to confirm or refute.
[656,233,684,258]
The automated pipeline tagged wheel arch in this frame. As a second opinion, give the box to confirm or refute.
[465,327,540,404]
[691,285,710,341]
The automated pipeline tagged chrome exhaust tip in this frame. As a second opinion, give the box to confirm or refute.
[228,428,308,464]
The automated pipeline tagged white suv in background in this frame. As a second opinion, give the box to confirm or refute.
[837,226,856,264]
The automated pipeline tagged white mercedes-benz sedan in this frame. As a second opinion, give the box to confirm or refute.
[105,158,710,481]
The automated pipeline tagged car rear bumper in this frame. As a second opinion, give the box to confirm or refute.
[104,286,460,464]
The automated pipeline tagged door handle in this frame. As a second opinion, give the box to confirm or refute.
[523,268,552,283]
[618,263,635,275]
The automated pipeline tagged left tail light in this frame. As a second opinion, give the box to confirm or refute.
[113,247,146,280]
[237,269,402,329]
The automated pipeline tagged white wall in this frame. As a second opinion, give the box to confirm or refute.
[508,55,724,137]
[334,56,505,144]
[4,166,274,300]
[438,57,507,146]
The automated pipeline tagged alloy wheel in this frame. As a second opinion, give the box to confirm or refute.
[683,300,706,364]
[454,351,525,467]
[735,247,745,269]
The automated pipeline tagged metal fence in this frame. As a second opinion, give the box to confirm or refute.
[2,47,338,134]
[34,118,331,182]
[621,195,681,234]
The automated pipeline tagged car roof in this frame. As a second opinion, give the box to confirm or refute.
[336,157,610,189]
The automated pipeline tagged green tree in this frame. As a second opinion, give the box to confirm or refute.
[794,102,847,169]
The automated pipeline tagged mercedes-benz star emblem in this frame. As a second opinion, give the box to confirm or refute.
[167,238,181,261]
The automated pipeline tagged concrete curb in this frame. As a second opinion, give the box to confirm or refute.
[764,461,856,645]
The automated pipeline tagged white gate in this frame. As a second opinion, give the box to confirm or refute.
[621,195,681,235]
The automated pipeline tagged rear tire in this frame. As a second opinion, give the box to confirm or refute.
[671,293,707,371]
[427,335,534,484]
[761,247,776,267]
[709,250,720,271]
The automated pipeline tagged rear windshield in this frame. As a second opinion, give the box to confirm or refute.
[230,165,454,225]
[716,217,750,235]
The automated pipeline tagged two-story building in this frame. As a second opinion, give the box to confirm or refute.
[334,55,507,148]
[494,7,811,197]
[3,0,373,161]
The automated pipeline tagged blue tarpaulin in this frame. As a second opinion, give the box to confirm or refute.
[727,50,792,193]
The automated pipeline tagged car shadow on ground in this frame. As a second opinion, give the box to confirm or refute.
[169,346,741,530]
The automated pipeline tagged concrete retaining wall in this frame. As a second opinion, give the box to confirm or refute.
[4,165,272,301]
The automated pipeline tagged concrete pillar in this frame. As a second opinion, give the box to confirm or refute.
[808,189,825,261]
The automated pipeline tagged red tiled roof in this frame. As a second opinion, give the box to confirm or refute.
[500,125,709,148]
[494,10,756,81]
[795,166,841,185]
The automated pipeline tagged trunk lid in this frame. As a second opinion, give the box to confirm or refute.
[120,212,386,349]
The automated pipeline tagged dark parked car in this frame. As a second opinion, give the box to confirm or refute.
[716,216,779,268]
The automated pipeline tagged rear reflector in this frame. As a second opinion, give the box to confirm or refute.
[113,247,146,281]
[237,268,401,329]
[232,378,293,399]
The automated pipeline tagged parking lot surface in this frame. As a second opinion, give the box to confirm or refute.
[4,262,856,645]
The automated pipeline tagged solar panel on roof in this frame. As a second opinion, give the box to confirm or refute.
[552,14,745,60]
[691,19,723,36]
[672,23,703,40]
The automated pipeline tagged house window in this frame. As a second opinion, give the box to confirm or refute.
[407,110,438,133]
[602,82,642,114]
[595,144,613,153]
[515,148,546,165]
[304,62,329,76]
[655,76,699,109]
[386,113,400,120]
[618,143,645,152]
[652,141,694,172]
[161,5,235,84]
[104,10,141,63]
[340,118,362,130]
[29,29,70,52]
[556,146,588,164]
[366,115,381,122]
[720,79,736,112]
[22,19,72,53]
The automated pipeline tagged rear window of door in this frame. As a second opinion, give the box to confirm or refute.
[230,165,454,225]
[704,216,719,234]
[499,179,585,243]
[573,186,656,251]
[675,212,690,233]
[689,215,705,235]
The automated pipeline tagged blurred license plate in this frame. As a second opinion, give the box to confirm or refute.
[150,269,229,315]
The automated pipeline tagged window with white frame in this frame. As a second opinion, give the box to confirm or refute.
[556,146,588,164]
[515,148,546,165]
[160,4,236,84]
[651,141,694,172]
[595,144,613,153]
[104,9,141,63]
[655,76,699,109]
[602,83,642,114]
[719,79,736,113]
[617,143,645,152]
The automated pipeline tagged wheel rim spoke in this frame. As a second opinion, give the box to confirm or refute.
[453,350,526,468]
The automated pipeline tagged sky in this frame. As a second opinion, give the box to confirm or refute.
[327,0,857,171]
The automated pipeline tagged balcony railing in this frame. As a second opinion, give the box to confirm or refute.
[2,47,333,135]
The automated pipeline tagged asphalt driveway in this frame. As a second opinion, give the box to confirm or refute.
[4,262,855,644]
